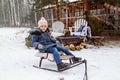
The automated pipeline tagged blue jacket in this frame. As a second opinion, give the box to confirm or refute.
[31,28,57,52]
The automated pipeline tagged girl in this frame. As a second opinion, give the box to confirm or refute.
[31,17,81,71]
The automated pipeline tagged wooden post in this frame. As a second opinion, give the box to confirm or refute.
[51,8,54,24]
[84,0,89,20]
[56,0,60,20]
[66,4,68,28]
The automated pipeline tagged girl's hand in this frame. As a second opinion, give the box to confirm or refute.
[38,44,44,49]
[56,41,60,45]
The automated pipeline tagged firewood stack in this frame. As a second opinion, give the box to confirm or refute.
[65,43,87,51]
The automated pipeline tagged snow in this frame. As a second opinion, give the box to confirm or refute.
[0,27,120,80]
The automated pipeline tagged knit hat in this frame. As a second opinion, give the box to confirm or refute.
[38,17,48,27]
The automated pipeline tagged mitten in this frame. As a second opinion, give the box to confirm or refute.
[56,40,60,44]
[37,44,44,49]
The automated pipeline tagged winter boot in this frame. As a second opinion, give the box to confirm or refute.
[57,62,70,71]
[72,57,82,64]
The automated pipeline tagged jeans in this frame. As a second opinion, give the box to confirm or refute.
[47,45,74,64]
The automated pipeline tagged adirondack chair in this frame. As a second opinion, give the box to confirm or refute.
[74,19,88,33]
[71,19,91,42]
[71,19,104,46]
[52,21,64,33]
[72,19,91,36]
[51,21,64,37]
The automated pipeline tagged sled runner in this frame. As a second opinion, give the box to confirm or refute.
[33,52,88,80]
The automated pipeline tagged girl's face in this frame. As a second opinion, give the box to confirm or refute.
[39,24,48,32]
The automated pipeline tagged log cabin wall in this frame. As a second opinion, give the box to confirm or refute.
[36,0,118,29]
[36,0,86,29]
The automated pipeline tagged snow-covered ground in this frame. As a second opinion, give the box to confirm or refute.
[0,27,120,80]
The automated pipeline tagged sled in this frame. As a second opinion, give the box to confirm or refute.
[33,52,88,80]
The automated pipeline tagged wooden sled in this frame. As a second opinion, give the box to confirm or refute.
[33,52,88,80]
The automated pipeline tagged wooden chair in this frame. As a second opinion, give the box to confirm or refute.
[71,19,104,45]
[52,21,64,33]
[51,21,64,38]
[74,19,88,33]
[71,19,90,42]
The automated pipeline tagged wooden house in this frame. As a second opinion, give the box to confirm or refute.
[35,0,120,29]
[35,0,89,28]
